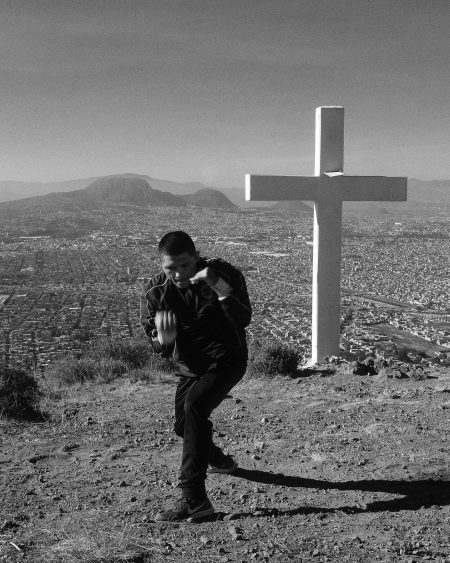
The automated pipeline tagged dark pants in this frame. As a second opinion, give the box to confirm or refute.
[174,359,246,498]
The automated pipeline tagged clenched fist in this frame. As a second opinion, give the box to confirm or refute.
[189,267,219,286]
[155,310,177,346]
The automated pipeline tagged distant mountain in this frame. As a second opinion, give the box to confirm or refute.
[181,188,237,209]
[0,178,95,202]
[0,173,251,207]
[122,174,216,196]
[83,176,183,206]
[0,176,185,218]
[220,187,272,208]
[0,174,220,202]
[0,175,237,219]
[1,174,449,215]
[86,177,236,209]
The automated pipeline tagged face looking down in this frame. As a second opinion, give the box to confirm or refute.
[160,251,198,288]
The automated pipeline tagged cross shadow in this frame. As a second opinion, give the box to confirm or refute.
[222,468,450,517]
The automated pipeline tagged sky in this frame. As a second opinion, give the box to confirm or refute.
[0,0,449,187]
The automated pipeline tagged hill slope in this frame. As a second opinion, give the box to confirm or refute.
[83,176,184,207]
[0,174,226,202]
[0,178,96,202]
[181,187,237,209]
[1,366,449,561]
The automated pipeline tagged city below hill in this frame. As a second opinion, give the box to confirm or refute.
[0,174,448,216]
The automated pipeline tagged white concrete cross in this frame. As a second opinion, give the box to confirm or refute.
[245,106,407,363]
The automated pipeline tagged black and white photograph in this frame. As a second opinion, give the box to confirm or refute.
[0,1,449,561]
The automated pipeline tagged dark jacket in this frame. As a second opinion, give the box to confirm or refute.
[140,257,252,375]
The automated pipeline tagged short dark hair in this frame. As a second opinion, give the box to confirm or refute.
[158,231,196,256]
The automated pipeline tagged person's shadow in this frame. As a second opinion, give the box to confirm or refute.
[212,468,450,519]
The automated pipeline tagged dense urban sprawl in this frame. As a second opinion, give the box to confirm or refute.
[0,206,448,369]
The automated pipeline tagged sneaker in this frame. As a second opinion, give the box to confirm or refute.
[208,455,238,474]
[154,496,214,522]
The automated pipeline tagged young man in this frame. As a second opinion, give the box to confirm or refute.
[140,231,252,522]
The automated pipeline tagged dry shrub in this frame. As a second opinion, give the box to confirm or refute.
[35,515,151,562]
[128,354,177,383]
[89,337,153,369]
[43,336,175,388]
[247,338,301,378]
[44,357,98,387]
[0,364,42,419]
[96,358,128,381]
[44,357,127,387]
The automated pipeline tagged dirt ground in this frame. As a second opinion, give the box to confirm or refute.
[1,364,450,562]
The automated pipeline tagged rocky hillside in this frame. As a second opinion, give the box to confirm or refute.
[1,361,449,562]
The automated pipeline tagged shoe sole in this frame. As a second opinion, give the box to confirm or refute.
[208,461,238,474]
[154,505,215,523]
[186,506,215,523]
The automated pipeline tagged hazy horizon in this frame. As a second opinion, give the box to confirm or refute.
[1,173,450,190]
[1,0,449,187]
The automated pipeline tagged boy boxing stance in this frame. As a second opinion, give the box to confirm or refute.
[140,231,252,521]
